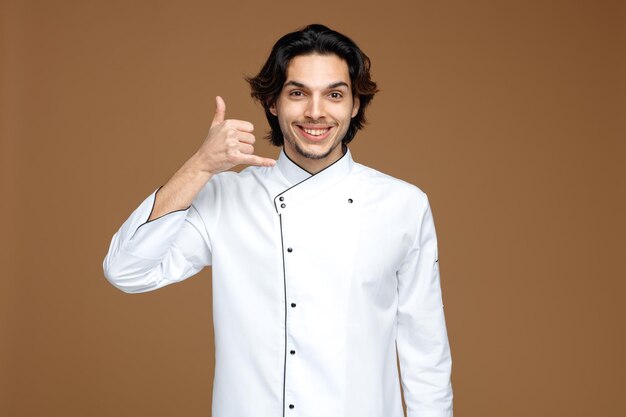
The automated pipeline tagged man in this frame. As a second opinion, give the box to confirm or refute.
[104,24,453,417]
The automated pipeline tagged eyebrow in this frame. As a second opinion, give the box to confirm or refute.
[283,80,350,90]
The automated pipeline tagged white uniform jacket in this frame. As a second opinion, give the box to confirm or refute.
[103,147,453,417]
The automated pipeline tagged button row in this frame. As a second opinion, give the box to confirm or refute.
[288,275,296,411]
[285,236,300,412]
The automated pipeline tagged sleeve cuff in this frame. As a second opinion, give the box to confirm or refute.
[117,186,192,259]
[137,185,191,229]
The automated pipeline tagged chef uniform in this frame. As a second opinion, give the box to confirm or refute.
[103,146,453,417]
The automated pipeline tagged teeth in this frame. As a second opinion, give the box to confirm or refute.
[302,127,330,136]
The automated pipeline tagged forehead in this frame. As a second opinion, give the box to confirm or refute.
[284,53,351,87]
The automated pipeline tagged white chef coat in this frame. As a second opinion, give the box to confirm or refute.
[103,146,453,417]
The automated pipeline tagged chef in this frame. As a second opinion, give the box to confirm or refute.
[104,23,453,417]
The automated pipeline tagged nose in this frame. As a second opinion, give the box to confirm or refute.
[304,95,324,120]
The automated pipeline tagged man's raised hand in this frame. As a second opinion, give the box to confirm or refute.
[191,96,276,175]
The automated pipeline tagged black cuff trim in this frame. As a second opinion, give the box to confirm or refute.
[135,185,191,232]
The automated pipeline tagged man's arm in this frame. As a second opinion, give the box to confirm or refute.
[148,96,275,220]
[396,194,453,417]
[103,96,276,293]
[103,185,211,293]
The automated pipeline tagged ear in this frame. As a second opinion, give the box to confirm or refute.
[351,96,360,118]
[269,101,277,116]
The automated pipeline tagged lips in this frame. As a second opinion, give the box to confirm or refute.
[296,125,333,141]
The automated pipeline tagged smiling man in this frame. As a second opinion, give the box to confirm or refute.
[269,54,358,171]
[104,24,453,417]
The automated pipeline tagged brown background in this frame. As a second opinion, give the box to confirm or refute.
[1,0,624,416]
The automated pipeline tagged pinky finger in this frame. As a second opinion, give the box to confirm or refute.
[240,154,277,167]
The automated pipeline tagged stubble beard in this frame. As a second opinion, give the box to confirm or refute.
[283,127,344,161]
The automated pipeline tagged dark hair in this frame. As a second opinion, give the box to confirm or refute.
[245,24,379,146]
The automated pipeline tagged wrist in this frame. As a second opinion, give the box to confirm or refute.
[181,154,216,181]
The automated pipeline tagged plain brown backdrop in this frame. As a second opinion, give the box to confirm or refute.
[1,0,624,416]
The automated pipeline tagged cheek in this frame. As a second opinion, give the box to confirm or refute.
[277,105,301,122]
[276,112,294,134]
[332,106,356,123]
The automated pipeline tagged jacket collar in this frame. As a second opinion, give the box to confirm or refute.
[275,148,312,184]
[274,145,355,214]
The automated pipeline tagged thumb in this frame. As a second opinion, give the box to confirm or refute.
[211,95,226,127]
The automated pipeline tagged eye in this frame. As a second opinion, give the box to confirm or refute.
[289,90,304,97]
[329,92,343,99]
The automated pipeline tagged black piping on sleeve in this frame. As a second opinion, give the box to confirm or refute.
[134,185,192,234]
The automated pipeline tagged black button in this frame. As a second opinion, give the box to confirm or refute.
[289,404,295,409]
[279,196,284,201]
[291,303,296,307]
[348,198,353,203]
[287,247,293,253]
[281,203,286,208]
[290,350,295,355]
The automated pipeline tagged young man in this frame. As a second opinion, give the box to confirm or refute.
[104,24,453,417]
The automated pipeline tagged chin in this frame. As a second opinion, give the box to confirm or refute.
[303,138,345,159]
[294,143,334,160]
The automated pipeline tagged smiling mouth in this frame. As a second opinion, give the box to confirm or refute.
[296,125,333,141]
